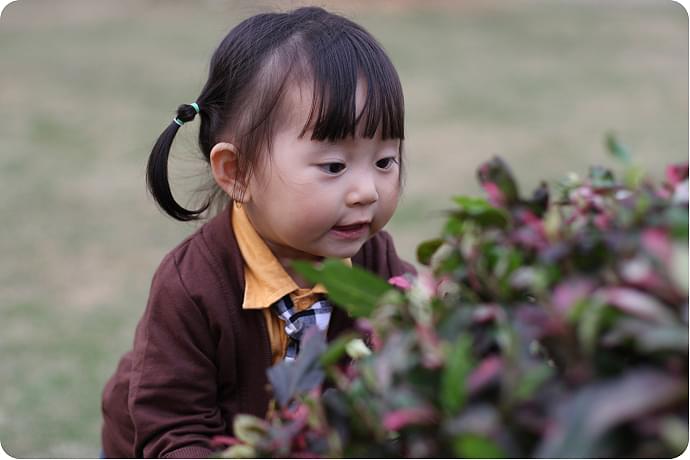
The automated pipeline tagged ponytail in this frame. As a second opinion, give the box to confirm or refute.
[146,103,209,221]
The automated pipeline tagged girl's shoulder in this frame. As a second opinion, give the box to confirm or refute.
[150,205,245,306]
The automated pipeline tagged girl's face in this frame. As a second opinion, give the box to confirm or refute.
[243,81,401,262]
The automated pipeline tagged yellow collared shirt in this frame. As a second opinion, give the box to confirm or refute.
[232,205,351,364]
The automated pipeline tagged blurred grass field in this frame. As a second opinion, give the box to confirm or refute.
[0,0,687,457]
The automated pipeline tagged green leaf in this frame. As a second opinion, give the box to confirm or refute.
[417,238,443,265]
[443,215,464,237]
[605,132,632,164]
[345,338,372,359]
[451,196,509,229]
[588,165,617,189]
[670,243,689,294]
[452,196,496,214]
[232,414,269,446]
[440,335,474,414]
[432,244,464,275]
[291,259,394,318]
[514,364,554,401]
[667,206,689,240]
[577,301,615,355]
[319,332,359,367]
[453,433,506,458]
[221,444,257,458]
[660,417,689,456]
[554,173,582,202]
[623,165,645,189]
[493,247,524,288]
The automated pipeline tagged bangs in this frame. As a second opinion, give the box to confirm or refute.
[229,10,405,168]
[298,25,404,142]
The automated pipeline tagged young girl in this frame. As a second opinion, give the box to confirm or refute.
[101,6,414,458]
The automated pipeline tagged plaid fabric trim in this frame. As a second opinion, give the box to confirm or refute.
[271,294,332,362]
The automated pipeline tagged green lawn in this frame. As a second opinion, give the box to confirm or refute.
[0,0,686,457]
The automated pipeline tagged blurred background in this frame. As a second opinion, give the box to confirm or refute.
[0,0,686,457]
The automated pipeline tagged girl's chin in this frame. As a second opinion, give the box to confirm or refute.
[318,242,367,259]
[289,236,372,261]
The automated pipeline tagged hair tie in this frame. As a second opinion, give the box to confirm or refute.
[173,102,201,126]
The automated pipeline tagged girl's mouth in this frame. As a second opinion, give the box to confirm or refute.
[330,223,369,240]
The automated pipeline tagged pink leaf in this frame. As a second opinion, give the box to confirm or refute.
[211,435,241,448]
[388,275,412,290]
[594,213,612,231]
[517,208,543,227]
[516,305,567,338]
[482,182,506,207]
[472,304,503,324]
[596,287,675,324]
[665,163,689,186]
[619,257,668,292]
[551,278,595,315]
[416,324,444,369]
[418,271,438,297]
[641,228,672,265]
[383,407,438,431]
[282,402,309,421]
[468,356,503,394]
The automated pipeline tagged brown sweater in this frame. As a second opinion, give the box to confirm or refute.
[101,205,415,458]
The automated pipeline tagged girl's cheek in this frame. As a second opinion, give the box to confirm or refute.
[382,174,402,202]
[300,189,337,221]
[373,181,400,229]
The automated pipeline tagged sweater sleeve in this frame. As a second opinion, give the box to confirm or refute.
[128,253,227,458]
[381,230,418,278]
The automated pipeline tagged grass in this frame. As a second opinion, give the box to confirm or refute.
[0,0,686,457]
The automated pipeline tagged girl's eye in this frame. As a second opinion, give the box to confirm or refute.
[320,162,346,174]
[376,157,399,170]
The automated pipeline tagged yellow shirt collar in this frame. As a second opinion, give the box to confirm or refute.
[232,205,351,309]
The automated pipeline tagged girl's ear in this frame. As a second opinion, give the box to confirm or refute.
[210,142,251,203]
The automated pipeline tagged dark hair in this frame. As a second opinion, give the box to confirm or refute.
[147,6,405,221]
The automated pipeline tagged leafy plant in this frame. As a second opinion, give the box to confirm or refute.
[213,144,688,458]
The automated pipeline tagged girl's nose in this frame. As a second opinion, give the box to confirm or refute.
[346,176,379,207]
